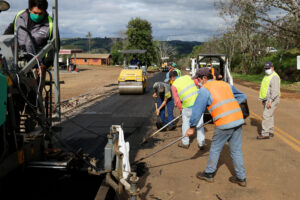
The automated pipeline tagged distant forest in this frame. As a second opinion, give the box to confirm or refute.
[61,37,202,56]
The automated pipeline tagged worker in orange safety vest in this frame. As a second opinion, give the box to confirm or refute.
[186,67,247,187]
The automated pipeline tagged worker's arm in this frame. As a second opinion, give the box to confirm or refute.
[230,85,247,104]
[268,75,280,102]
[157,98,168,115]
[171,85,182,111]
[186,88,211,136]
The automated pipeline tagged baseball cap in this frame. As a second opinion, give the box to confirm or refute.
[153,82,165,93]
[264,61,273,69]
[193,67,211,79]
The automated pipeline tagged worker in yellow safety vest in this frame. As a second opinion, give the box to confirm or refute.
[257,61,280,139]
[167,70,205,150]
[186,67,247,187]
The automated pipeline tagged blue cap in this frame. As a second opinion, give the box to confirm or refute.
[164,72,170,83]
[264,61,273,69]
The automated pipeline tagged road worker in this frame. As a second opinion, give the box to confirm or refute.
[129,55,140,66]
[186,67,247,187]
[4,0,59,131]
[4,0,58,75]
[168,70,205,149]
[169,62,181,77]
[257,61,280,139]
[153,82,176,131]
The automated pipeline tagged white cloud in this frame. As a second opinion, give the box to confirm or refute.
[0,0,225,41]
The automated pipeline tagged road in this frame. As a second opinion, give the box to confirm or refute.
[134,79,300,200]
[2,72,299,200]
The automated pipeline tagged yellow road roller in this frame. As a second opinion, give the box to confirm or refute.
[118,50,147,94]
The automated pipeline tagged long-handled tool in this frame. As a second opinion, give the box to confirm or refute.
[140,114,182,145]
[155,102,163,129]
[134,119,212,165]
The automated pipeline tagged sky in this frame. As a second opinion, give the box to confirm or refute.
[0,0,227,42]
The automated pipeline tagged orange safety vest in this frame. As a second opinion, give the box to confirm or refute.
[211,68,216,80]
[203,81,243,127]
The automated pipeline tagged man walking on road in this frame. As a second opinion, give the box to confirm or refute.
[257,61,281,139]
[186,67,247,187]
[168,71,205,150]
[153,82,176,131]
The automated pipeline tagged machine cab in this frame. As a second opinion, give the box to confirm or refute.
[191,54,233,85]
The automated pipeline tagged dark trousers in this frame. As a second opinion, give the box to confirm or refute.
[157,96,174,127]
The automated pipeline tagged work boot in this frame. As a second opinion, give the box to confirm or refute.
[167,124,176,131]
[229,176,247,187]
[196,171,214,183]
[257,135,270,140]
[178,142,189,149]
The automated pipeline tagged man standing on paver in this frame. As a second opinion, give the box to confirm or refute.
[257,61,281,139]
[168,71,205,150]
[186,67,247,187]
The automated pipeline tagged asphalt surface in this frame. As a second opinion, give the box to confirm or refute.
[59,71,165,168]
[1,72,166,200]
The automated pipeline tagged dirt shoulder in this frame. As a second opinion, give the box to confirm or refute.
[58,65,122,101]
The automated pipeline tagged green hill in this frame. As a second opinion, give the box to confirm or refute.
[61,38,202,56]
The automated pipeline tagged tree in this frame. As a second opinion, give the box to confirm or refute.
[155,41,177,67]
[86,32,92,53]
[126,17,156,65]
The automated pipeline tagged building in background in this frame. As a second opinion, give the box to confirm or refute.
[71,53,111,66]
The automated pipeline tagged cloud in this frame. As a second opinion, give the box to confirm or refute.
[0,0,225,41]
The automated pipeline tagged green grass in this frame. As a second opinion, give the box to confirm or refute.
[232,72,294,86]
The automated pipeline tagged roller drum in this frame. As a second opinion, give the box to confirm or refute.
[119,81,143,94]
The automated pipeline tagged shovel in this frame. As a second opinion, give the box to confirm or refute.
[155,103,163,129]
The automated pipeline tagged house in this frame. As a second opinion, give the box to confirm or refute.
[71,53,111,66]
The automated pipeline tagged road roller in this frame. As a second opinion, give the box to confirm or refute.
[118,50,148,94]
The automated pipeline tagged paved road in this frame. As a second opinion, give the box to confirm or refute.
[59,72,165,168]
[134,81,300,200]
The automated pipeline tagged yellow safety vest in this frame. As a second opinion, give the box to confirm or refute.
[259,72,280,99]
[172,75,198,108]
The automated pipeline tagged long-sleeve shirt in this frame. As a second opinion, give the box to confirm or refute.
[266,72,280,103]
[171,79,199,111]
[190,80,247,130]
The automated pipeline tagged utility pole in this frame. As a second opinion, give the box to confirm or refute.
[86,32,92,53]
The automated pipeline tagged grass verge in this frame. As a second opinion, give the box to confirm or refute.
[232,72,300,92]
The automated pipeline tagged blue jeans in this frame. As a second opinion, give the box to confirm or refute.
[157,96,174,127]
[182,107,205,146]
[205,125,246,180]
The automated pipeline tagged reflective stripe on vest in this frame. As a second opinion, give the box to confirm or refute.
[173,75,198,108]
[259,72,280,99]
[14,10,26,31]
[203,80,243,127]
[48,15,53,39]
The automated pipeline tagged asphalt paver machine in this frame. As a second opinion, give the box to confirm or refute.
[0,1,140,199]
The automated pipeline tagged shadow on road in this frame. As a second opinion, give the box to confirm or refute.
[250,116,262,135]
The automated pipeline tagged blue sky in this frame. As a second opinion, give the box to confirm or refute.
[0,0,227,41]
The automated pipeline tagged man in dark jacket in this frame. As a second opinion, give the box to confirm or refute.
[4,0,60,71]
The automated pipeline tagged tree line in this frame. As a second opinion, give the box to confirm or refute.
[192,0,300,81]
